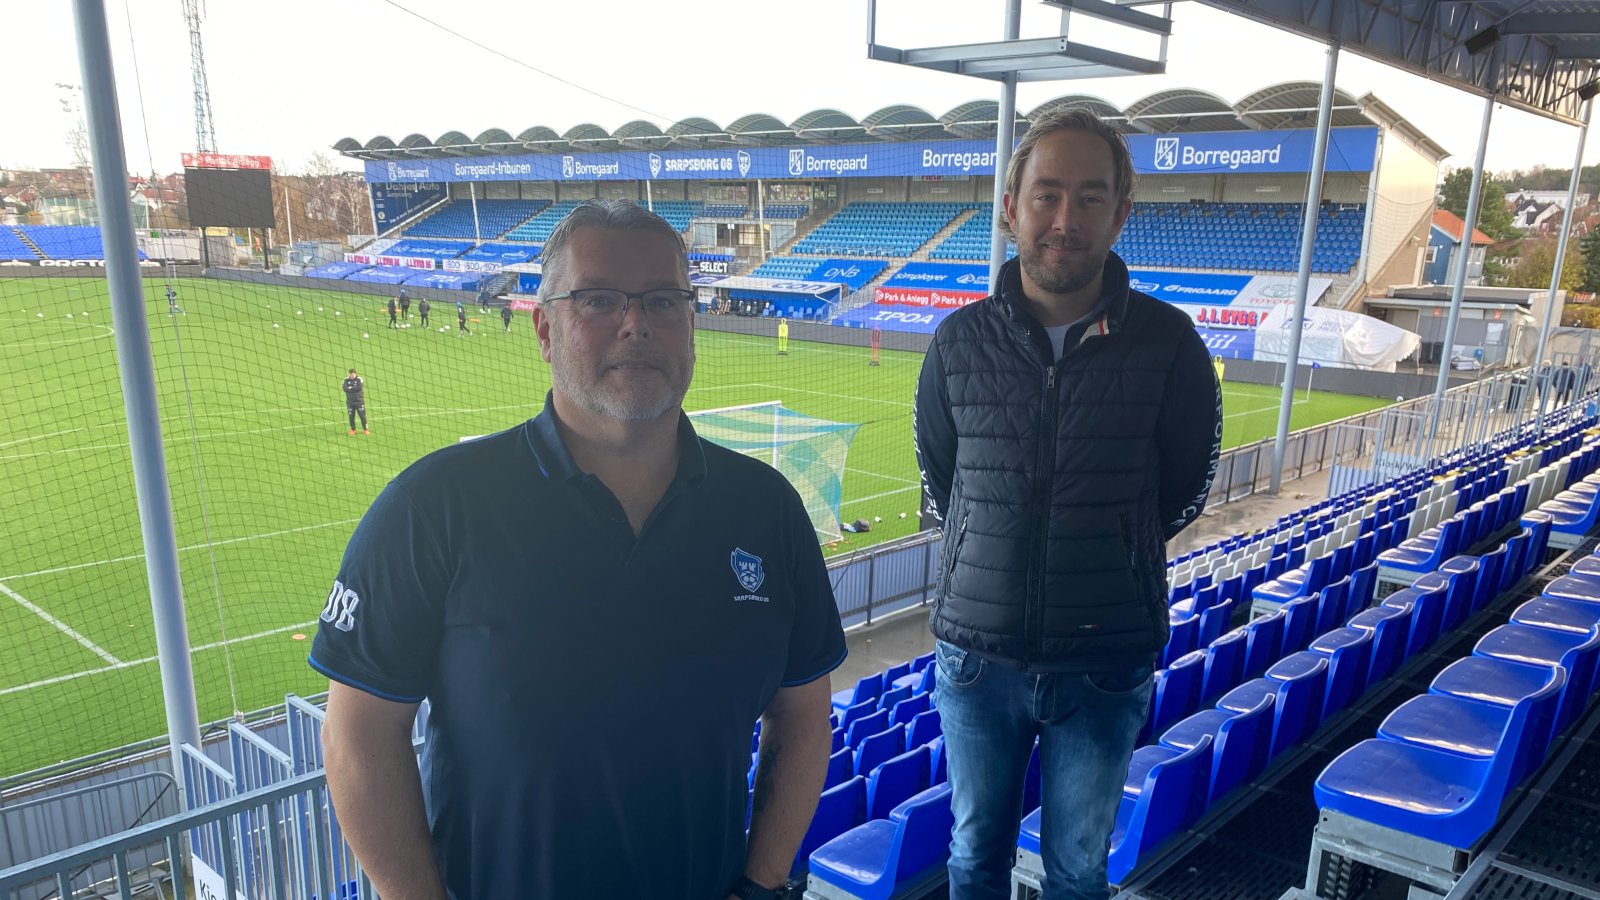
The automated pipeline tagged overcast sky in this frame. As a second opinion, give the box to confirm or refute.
[7,0,1598,181]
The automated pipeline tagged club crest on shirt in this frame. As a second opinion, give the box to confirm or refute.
[731,547,768,601]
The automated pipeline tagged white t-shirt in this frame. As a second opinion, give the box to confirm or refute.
[1044,324,1073,361]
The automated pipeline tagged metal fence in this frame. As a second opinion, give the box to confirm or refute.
[0,768,369,900]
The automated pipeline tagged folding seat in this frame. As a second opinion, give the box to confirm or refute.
[1160,693,1273,804]
[1519,512,1553,572]
[1383,584,1447,659]
[846,710,891,750]
[1242,610,1286,678]
[809,783,955,900]
[877,685,913,714]
[1147,651,1206,739]
[1203,624,1248,701]
[1164,611,1200,668]
[1378,516,1465,582]
[1313,670,1563,849]
[889,693,931,728]
[1279,593,1321,655]
[1473,624,1600,731]
[1104,734,1214,884]
[1412,566,1474,634]
[1345,562,1378,621]
[825,745,856,790]
[1218,654,1328,759]
[834,672,884,713]
[1308,627,1374,717]
[839,698,879,733]
[905,708,941,750]
[866,744,932,820]
[882,660,913,689]
[1199,599,1235,647]
[1314,577,1350,636]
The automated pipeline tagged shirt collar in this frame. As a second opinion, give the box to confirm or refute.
[998,252,1130,336]
[524,393,707,485]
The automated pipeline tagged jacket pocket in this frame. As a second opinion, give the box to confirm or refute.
[933,511,969,615]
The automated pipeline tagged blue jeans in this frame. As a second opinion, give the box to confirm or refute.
[935,640,1154,900]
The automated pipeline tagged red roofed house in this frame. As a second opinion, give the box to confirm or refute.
[1426,209,1494,286]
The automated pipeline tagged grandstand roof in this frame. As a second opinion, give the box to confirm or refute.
[334,83,1403,160]
[1194,0,1600,125]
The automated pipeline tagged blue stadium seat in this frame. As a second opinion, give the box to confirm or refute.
[794,775,867,877]
[1148,651,1206,739]
[1472,624,1600,730]
[889,693,930,729]
[826,745,856,790]
[1200,628,1248,702]
[849,713,895,754]
[1313,667,1563,848]
[835,673,884,713]
[1307,627,1374,718]
[866,745,931,820]
[905,709,942,751]
[1242,611,1286,678]
[1218,657,1328,759]
[809,783,956,900]
[1107,734,1214,884]
[1160,694,1273,805]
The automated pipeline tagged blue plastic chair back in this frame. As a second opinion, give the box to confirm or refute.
[1199,599,1234,648]
[1267,655,1330,756]
[1347,562,1378,620]
[883,661,913,687]
[846,710,890,750]
[1280,594,1320,655]
[866,744,930,820]
[1201,628,1248,702]
[890,693,931,728]
[855,722,906,776]
[877,685,913,714]
[906,708,942,750]
[792,775,865,876]
[1149,651,1205,737]
[1316,577,1350,636]
[1210,694,1273,802]
[825,745,854,790]
[1165,612,1200,668]
[1242,611,1286,678]
[889,784,957,888]
[1106,734,1213,885]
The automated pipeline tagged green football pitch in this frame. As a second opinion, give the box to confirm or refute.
[0,277,1388,777]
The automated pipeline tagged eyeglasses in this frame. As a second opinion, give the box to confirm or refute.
[543,288,695,320]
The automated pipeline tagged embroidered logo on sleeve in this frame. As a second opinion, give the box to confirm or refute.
[320,580,361,632]
[730,548,769,602]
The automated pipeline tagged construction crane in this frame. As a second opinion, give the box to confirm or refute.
[181,0,217,153]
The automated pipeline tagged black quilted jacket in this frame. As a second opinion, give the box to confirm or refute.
[914,255,1222,670]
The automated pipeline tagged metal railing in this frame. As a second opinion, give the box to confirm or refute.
[0,772,178,872]
[0,769,371,900]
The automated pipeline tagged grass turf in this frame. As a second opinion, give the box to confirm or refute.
[0,276,1388,777]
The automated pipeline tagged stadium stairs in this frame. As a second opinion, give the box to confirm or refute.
[909,209,978,263]
[15,229,44,259]
[771,208,838,256]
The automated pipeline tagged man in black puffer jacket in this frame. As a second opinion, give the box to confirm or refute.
[914,107,1221,900]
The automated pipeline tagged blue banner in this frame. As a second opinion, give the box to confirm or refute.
[371,182,447,232]
[1126,270,1255,307]
[831,304,953,334]
[1196,327,1256,360]
[365,127,1379,184]
[883,262,991,291]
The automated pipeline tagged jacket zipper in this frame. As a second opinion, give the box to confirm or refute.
[1027,363,1060,667]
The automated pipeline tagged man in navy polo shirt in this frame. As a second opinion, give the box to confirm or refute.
[312,200,846,899]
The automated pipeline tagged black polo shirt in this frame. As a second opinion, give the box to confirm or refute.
[309,403,847,899]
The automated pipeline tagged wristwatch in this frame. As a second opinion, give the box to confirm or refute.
[728,875,800,899]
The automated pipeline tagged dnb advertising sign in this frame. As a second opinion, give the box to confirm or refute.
[365,128,1379,184]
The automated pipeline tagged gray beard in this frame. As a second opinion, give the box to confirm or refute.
[549,347,691,422]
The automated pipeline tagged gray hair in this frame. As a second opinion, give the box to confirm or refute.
[536,200,688,301]
[998,106,1134,242]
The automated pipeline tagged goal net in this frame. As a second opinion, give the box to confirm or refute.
[689,401,861,543]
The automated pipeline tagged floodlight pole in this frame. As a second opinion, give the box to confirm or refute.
[1532,97,1592,429]
[469,182,481,244]
[1427,94,1495,456]
[1268,40,1339,494]
[987,0,1023,288]
[71,0,202,791]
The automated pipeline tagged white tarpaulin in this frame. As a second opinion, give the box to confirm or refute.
[1169,274,1421,372]
[1252,305,1421,372]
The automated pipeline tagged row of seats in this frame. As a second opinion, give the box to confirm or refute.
[1316,436,1600,851]
[503,200,583,244]
[793,203,968,258]
[404,199,550,240]
[791,405,1597,900]
[748,257,887,290]
[2,225,149,260]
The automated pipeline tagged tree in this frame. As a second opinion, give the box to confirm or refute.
[1505,237,1586,292]
[1580,230,1600,294]
[1439,167,1516,240]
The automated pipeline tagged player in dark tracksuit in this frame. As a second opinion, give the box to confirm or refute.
[388,298,399,328]
[502,303,513,332]
[399,293,411,321]
[343,369,369,435]
[419,298,430,326]
[457,302,470,336]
